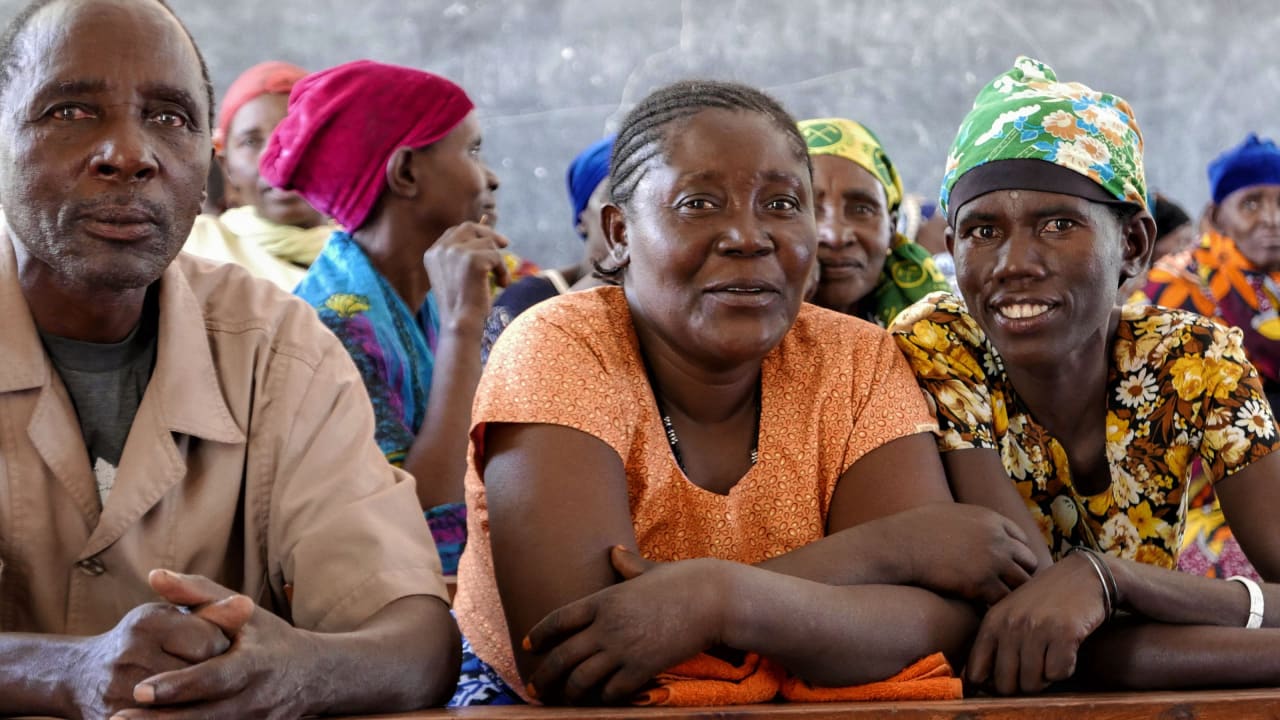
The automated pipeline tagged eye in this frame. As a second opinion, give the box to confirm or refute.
[678,197,716,211]
[850,203,876,216]
[50,105,95,121]
[765,196,799,212]
[149,110,189,128]
[1044,218,1077,233]
[962,225,999,242]
[1243,198,1261,211]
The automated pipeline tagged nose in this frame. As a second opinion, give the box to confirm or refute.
[90,117,158,183]
[484,165,499,192]
[718,209,774,257]
[816,216,855,249]
[991,232,1047,283]
[1261,197,1280,228]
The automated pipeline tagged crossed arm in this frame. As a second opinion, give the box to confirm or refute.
[484,424,1039,704]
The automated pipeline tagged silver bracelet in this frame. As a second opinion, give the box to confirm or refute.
[1068,546,1114,619]
[1227,575,1265,629]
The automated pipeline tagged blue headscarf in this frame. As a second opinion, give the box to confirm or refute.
[1209,134,1280,204]
[567,135,614,237]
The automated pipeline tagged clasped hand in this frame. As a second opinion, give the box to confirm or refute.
[75,569,311,720]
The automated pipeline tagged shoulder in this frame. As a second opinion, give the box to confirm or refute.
[499,286,630,358]
[889,292,991,362]
[1117,304,1242,368]
[175,252,344,372]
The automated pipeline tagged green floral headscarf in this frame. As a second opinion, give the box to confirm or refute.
[940,56,1149,220]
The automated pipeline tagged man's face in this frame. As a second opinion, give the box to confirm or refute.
[0,0,211,292]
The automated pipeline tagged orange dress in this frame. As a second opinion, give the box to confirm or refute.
[453,286,937,695]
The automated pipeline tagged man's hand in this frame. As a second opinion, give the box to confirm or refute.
[70,595,239,719]
[107,570,315,719]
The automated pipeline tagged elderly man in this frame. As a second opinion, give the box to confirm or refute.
[0,1,459,718]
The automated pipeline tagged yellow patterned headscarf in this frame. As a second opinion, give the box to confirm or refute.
[799,118,904,212]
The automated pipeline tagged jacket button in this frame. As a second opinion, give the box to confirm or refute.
[76,557,106,576]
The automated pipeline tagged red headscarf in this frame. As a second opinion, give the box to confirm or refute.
[259,60,474,232]
[215,60,308,150]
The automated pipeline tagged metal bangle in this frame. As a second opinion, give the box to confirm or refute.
[1068,546,1115,619]
[1227,575,1265,630]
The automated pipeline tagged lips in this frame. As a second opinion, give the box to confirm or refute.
[80,206,158,242]
[818,255,868,280]
[704,278,783,307]
[988,297,1059,333]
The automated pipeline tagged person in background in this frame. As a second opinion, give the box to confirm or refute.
[182,61,335,290]
[480,135,613,361]
[451,79,1041,707]
[892,56,1280,694]
[798,118,949,326]
[1143,138,1280,580]
[263,60,506,577]
[909,198,959,293]
[0,1,458,717]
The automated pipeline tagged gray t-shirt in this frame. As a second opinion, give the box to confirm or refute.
[40,293,158,506]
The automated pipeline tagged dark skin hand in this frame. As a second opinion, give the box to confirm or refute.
[525,546,979,704]
[971,547,1280,695]
[485,424,1030,705]
[102,570,459,719]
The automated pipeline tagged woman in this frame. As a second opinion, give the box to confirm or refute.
[183,61,334,289]
[451,80,1040,706]
[260,60,508,575]
[797,118,949,326]
[480,135,613,361]
[891,57,1280,693]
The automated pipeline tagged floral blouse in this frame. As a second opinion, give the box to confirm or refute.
[891,293,1280,567]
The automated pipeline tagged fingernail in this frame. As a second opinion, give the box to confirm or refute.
[134,683,155,703]
[525,682,538,699]
[521,636,532,651]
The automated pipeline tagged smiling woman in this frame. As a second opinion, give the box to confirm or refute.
[889,56,1280,696]
[449,79,1044,708]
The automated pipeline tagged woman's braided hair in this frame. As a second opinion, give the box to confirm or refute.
[595,79,810,283]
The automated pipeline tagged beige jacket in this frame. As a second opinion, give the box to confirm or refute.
[0,232,446,636]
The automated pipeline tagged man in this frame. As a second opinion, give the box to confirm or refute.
[0,1,459,718]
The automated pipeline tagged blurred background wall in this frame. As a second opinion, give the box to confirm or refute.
[3,0,1275,266]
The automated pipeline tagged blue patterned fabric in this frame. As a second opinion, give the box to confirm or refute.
[295,231,466,573]
[449,631,524,706]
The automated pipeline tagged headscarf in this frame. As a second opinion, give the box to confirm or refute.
[567,135,614,236]
[260,60,474,232]
[940,56,1148,223]
[798,117,947,325]
[215,61,307,150]
[798,118,903,211]
[1208,134,1280,204]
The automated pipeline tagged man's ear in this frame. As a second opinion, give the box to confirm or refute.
[1207,202,1224,234]
[601,203,630,270]
[1120,210,1158,280]
[944,225,955,256]
[384,147,420,199]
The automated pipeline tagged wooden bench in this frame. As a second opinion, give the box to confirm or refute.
[341,687,1280,719]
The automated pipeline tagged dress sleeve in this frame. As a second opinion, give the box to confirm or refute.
[1194,323,1280,482]
[472,306,633,460]
[842,329,939,469]
[889,296,999,452]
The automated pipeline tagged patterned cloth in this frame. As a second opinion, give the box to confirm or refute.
[799,118,904,210]
[454,286,937,702]
[870,236,951,327]
[939,56,1148,219]
[294,231,467,573]
[449,630,523,707]
[1145,229,1280,389]
[891,293,1280,566]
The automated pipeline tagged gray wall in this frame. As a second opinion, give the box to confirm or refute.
[4,0,1277,267]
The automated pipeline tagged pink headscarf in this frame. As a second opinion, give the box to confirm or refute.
[215,60,308,150]
[259,60,475,231]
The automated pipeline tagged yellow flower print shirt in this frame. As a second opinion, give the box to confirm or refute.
[891,293,1280,567]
